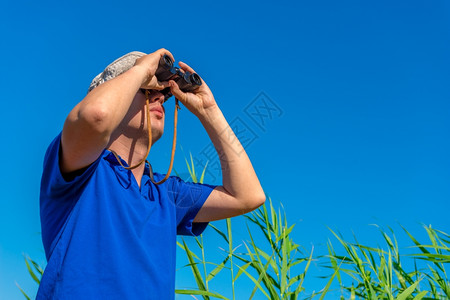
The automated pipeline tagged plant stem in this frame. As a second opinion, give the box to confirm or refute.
[227,218,235,300]
[201,234,208,291]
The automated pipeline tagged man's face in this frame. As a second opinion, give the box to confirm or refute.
[142,89,166,142]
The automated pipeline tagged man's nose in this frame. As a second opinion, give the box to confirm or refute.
[149,91,165,104]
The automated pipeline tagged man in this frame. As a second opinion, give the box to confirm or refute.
[38,48,265,299]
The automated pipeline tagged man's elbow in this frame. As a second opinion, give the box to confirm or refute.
[255,193,266,208]
[78,103,112,134]
[244,192,266,213]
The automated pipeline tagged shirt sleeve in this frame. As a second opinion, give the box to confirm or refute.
[166,176,217,236]
[40,133,104,258]
[41,133,104,195]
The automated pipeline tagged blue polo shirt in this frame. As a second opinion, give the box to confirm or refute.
[37,134,215,299]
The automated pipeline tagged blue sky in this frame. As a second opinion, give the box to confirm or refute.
[1,0,449,299]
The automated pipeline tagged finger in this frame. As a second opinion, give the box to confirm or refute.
[148,80,170,91]
[168,80,187,103]
[179,61,206,87]
[157,48,175,64]
[178,61,196,74]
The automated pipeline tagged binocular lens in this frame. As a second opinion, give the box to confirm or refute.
[163,55,173,67]
[190,73,202,86]
[155,55,202,93]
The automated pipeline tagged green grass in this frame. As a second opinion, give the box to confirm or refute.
[175,207,449,299]
[19,207,450,299]
[20,157,450,299]
[173,158,450,299]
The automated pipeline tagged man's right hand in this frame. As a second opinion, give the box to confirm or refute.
[134,48,175,91]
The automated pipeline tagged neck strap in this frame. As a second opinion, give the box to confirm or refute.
[109,90,180,185]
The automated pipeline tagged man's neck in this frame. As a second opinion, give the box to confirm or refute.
[108,133,149,188]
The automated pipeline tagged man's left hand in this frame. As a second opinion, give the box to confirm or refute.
[168,61,218,120]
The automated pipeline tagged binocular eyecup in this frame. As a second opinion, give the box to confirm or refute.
[156,55,202,97]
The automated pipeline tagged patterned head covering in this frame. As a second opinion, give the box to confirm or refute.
[88,51,146,93]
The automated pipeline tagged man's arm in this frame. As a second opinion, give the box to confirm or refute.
[194,106,266,222]
[60,49,173,173]
[169,62,266,222]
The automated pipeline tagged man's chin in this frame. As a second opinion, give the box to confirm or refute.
[151,129,164,142]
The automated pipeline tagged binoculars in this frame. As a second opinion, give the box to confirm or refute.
[156,55,202,97]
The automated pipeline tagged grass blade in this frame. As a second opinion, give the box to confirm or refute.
[396,279,421,300]
[199,161,209,184]
[234,263,271,299]
[24,256,40,284]
[176,289,230,299]
[181,239,208,299]
[208,224,229,244]
[319,261,342,300]
[412,290,428,300]
[15,282,31,300]
[207,256,230,282]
